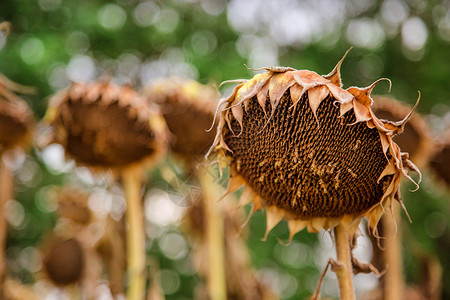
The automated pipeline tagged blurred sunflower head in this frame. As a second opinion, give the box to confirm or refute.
[45,81,168,172]
[429,129,450,188]
[43,236,85,286]
[208,51,420,240]
[144,77,218,163]
[53,187,92,225]
[0,74,35,154]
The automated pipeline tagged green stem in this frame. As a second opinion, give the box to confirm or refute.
[198,167,227,300]
[334,225,355,300]
[123,168,146,300]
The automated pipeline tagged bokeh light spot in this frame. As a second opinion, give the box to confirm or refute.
[5,200,26,228]
[98,4,127,31]
[38,0,62,11]
[20,37,45,65]
[401,17,428,51]
[345,18,385,50]
[158,232,189,260]
[424,211,448,238]
[158,269,181,295]
[133,1,160,27]
[154,8,179,34]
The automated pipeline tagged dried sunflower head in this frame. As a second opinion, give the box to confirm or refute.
[43,237,85,286]
[143,77,218,162]
[45,81,167,171]
[208,52,420,239]
[0,74,34,154]
[372,95,433,169]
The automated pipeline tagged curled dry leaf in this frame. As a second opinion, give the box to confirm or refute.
[208,50,420,240]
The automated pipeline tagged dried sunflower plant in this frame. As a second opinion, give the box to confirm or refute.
[144,77,229,299]
[207,50,421,299]
[44,81,168,300]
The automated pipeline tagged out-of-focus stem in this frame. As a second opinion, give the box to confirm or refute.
[383,203,404,300]
[198,166,226,300]
[334,225,355,300]
[0,157,13,296]
[123,168,146,300]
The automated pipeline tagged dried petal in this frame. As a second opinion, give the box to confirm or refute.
[263,206,284,241]
[308,85,329,125]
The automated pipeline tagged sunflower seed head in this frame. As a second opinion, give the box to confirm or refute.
[209,53,420,238]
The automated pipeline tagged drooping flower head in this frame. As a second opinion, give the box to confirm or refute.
[208,51,420,240]
[45,81,167,172]
[144,77,218,163]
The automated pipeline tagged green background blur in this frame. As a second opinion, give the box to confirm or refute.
[1,0,449,299]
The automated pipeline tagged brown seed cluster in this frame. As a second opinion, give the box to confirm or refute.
[209,52,420,236]
[224,92,392,219]
[0,75,34,153]
[144,78,218,161]
[47,81,167,171]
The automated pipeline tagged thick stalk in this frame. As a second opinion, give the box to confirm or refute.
[198,167,226,300]
[383,203,404,300]
[123,168,146,300]
[0,158,13,295]
[334,225,355,300]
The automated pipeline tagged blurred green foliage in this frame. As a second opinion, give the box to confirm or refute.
[1,0,450,299]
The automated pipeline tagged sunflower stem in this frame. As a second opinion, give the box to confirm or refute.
[123,168,146,300]
[198,166,227,300]
[0,157,13,296]
[383,203,404,300]
[334,224,355,300]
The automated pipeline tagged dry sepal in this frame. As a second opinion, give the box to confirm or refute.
[143,77,218,160]
[0,74,35,154]
[208,51,420,240]
[45,81,168,172]
[372,95,433,169]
